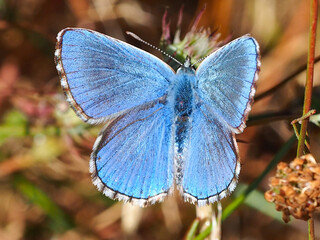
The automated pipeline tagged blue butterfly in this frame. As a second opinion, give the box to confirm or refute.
[55,28,260,207]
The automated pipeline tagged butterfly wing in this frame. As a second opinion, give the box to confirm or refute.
[56,28,175,205]
[180,99,240,206]
[196,35,260,133]
[90,98,174,207]
[181,36,260,205]
[55,28,175,124]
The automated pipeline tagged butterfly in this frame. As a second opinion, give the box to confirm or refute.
[55,28,260,207]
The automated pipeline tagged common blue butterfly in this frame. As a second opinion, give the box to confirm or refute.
[55,28,260,207]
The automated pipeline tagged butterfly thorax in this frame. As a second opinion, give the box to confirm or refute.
[174,67,195,119]
[173,67,195,185]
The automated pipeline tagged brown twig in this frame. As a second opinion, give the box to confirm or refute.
[296,0,318,239]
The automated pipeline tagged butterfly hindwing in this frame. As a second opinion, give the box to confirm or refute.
[55,28,175,124]
[180,99,240,206]
[90,99,174,206]
[196,35,260,133]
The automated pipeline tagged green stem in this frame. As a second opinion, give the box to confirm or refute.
[13,174,74,232]
[193,223,212,240]
[185,218,200,240]
[222,135,296,221]
[296,0,318,239]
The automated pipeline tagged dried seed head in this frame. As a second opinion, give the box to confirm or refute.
[264,154,320,223]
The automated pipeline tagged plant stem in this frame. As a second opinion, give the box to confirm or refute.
[196,135,296,239]
[296,0,318,157]
[222,135,296,221]
[13,174,74,232]
[308,215,315,240]
[185,218,200,240]
[296,0,318,239]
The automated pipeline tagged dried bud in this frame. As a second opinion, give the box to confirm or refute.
[264,154,320,223]
[160,7,226,70]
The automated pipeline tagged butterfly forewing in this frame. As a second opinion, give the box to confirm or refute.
[196,36,260,133]
[55,28,175,124]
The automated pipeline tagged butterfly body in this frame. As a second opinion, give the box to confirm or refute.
[171,66,196,187]
[55,28,260,207]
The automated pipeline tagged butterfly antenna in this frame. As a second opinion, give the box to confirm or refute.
[191,55,208,67]
[126,31,183,67]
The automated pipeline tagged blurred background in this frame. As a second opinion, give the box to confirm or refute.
[0,0,319,239]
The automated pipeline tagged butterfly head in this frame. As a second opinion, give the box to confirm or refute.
[176,56,195,75]
[184,56,192,68]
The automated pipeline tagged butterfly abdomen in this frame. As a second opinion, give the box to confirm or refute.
[173,68,196,185]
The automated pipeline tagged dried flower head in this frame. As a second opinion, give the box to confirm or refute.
[265,154,320,223]
[160,6,227,70]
